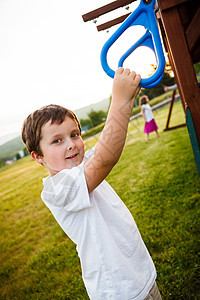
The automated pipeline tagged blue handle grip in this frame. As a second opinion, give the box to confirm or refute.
[118,29,163,88]
[100,0,166,88]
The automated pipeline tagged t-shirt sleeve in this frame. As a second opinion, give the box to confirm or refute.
[41,162,91,212]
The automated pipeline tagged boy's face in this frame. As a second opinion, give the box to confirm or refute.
[33,116,85,176]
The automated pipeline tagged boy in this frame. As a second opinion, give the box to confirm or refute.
[22,68,162,299]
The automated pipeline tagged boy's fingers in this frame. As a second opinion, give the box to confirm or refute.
[123,68,131,75]
[134,73,141,85]
[115,67,124,76]
[129,71,141,85]
[115,68,141,87]
[130,71,136,79]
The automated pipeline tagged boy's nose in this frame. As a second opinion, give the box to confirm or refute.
[67,139,75,151]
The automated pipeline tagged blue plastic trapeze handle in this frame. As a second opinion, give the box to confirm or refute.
[100,0,166,88]
[118,29,163,88]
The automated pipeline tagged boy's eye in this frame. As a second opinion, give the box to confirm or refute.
[71,133,79,138]
[53,138,62,144]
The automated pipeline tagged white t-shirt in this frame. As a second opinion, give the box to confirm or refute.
[41,148,156,300]
[141,104,154,122]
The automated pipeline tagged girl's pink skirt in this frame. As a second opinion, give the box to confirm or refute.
[144,118,158,134]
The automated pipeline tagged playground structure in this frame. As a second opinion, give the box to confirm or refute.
[82,0,200,175]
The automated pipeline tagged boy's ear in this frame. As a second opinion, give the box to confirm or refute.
[31,151,44,165]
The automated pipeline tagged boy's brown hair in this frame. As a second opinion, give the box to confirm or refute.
[22,104,81,156]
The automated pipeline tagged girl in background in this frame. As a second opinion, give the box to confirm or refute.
[140,95,160,142]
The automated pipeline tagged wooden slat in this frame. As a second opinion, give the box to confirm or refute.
[186,6,200,52]
[97,12,131,31]
[82,0,136,22]
[158,0,190,11]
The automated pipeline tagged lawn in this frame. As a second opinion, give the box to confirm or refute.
[0,100,199,299]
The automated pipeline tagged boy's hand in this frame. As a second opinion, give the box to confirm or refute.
[112,67,141,107]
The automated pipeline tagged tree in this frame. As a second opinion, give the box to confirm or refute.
[87,110,107,127]
[80,118,92,130]
[194,62,200,75]
[15,153,21,160]
[23,147,29,156]
[139,71,175,100]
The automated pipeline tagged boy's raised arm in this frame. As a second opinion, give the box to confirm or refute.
[84,68,141,193]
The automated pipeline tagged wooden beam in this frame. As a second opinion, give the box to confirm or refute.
[164,90,176,130]
[158,0,189,11]
[186,6,200,53]
[158,3,200,146]
[82,0,136,22]
[163,89,186,131]
[164,124,186,131]
[97,12,131,31]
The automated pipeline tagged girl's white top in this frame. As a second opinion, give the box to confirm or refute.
[141,103,154,122]
[41,148,156,300]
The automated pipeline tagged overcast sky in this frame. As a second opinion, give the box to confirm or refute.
[0,0,156,142]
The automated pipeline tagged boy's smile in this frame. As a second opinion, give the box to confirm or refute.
[34,116,85,176]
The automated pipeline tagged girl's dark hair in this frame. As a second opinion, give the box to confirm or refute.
[139,95,148,106]
[21,104,81,156]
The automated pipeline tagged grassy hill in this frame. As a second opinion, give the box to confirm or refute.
[0,136,24,161]
[0,101,200,299]
[74,97,110,119]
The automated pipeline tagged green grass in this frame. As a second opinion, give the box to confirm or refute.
[1,101,200,299]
